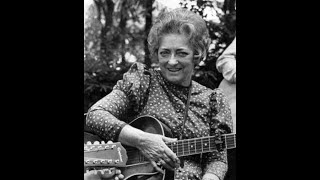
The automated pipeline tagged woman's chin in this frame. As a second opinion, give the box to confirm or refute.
[167,77,187,86]
[167,77,181,84]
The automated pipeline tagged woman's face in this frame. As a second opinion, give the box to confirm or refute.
[158,33,194,87]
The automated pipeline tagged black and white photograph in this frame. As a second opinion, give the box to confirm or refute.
[84,0,236,179]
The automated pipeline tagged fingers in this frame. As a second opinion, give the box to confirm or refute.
[159,158,177,171]
[151,161,164,174]
[161,154,176,170]
[162,136,177,143]
[117,174,124,180]
[115,169,124,179]
[161,136,180,169]
[162,146,180,168]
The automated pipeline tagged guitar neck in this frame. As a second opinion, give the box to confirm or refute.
[166,133,236,157]
[127,133,236,164]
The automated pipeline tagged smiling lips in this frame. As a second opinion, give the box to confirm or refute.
[167,67,182,72]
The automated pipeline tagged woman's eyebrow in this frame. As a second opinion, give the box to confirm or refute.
[159,47,190,50]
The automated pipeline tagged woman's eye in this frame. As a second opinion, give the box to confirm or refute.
[177,52,188,57]
[160,51,170,57]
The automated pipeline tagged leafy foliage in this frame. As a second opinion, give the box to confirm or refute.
[180,0,236,89]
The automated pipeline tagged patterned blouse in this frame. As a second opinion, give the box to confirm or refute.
[86,62,233,180]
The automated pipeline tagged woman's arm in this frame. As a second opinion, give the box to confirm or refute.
[86,63,180,172]
[86,62,150,142]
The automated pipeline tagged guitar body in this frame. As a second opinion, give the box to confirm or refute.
[84,115,174,180]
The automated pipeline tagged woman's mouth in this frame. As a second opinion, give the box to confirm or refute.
[167,68,182,72]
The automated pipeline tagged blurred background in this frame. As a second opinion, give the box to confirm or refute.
[84,0,236,121]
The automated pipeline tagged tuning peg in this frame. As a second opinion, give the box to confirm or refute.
[86,141,92,145]
[93,141,100,145]
[84,160,90,164]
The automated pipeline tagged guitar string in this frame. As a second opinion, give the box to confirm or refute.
[84,136,236,149]
[84,136,235,163]
[85,143,235,164]
[83,135,235,147]
[124,147,226,163]
[84,137,236,154]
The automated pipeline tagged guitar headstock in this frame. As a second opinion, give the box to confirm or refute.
[84,141,127,168]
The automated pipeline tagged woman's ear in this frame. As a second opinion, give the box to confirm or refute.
[193,51,202,65]
[193,55,201,65]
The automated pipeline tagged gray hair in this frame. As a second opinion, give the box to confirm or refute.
[147,8,211,64]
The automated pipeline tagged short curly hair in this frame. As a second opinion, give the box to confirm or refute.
[147,8,211,64]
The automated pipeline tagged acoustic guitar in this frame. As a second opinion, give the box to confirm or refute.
[84,115,236,180]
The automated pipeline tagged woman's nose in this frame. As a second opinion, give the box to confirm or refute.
[168,55,178,65]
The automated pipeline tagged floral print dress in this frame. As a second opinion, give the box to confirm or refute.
[86,62,233,180]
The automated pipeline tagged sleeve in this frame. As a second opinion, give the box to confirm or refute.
[202,88,233,180]
[216,37,236,84]
[85,62,151,142]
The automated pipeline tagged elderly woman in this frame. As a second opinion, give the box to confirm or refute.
[86,8,233,180]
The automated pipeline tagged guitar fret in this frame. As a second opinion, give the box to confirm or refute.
[196,138,201,154]
[203,137,209,151]
[189,139,195,154]
[178,141,183,156]
[183,140,189,156]
[187,139,190,155]
[168,134,236,158]
[201,138,203,152]
[211,137,215,150]
[172,142,178,155]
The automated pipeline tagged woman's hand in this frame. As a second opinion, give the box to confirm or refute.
[137,132,180,173]
[202,173,220,180]
[84,168,124,180]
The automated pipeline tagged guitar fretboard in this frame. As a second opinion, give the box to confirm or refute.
[126,133,236,164]
[167,133,236,157]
